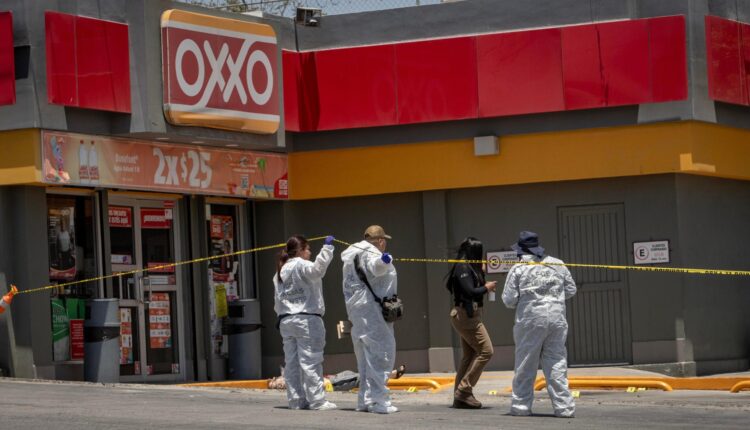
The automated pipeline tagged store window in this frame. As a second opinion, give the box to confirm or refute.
[47,194,99,362]
[206,203,242,357]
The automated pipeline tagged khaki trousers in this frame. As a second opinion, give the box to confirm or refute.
[450,306,494,395]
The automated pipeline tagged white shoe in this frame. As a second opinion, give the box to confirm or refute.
[310,401,338,411]
[555,410,575,418]
[369,404,399,414]
[510,409,531,416]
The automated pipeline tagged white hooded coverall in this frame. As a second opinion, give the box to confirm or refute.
[502,254,577,417]
[341,241,397,412]
[273,244,334,409]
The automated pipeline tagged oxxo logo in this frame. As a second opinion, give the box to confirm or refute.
[162,10,280,134]
[174,37,274,108]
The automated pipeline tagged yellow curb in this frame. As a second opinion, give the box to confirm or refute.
[182,380,270,389]
[180,376,456,392]
[535,378,673,392]
[516,376,750,392]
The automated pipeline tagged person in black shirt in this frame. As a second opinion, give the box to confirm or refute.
[446,237,497,409]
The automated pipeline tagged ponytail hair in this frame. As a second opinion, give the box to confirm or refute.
[445,237,485,292]
[276,235,309,282]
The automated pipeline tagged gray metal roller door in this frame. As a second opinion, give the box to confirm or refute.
[558,204,632,365]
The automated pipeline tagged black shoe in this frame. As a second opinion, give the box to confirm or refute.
[453,394,482,409]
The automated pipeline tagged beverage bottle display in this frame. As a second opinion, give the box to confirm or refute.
[78,140,89,184]
[88,141,99,184]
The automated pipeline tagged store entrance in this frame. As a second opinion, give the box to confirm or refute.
[107,195,185,382]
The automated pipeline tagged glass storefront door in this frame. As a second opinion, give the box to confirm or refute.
[107,195,185,382]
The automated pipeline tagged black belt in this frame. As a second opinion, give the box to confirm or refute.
[276,312,322,330]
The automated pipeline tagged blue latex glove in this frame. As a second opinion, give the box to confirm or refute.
[381,252,392,264]
[324,235,335,245]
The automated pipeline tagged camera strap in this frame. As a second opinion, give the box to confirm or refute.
[353,254,384,306]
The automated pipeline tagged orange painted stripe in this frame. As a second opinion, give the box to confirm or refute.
[0,129,41,185]
[161,9,276,38]
[288,121,750,200]
[165,111,280,134]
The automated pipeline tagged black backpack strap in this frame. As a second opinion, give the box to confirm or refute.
[354,254,383,306]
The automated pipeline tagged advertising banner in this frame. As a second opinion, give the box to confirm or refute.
[70,319,84,361]
[149,293,172,349]
[161,9,279,134]
[108,206,133,228]
[41,130,288,199]
[48,206,77,281]
[141,208,171,229]
[51,298,70,361]
[209,215,239,300]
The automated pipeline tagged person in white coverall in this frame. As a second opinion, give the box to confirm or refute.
[502,231,577,418]
[341,225,399,414]
[274,235,337,411]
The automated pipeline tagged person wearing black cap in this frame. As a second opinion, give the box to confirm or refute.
[502,231,577,418]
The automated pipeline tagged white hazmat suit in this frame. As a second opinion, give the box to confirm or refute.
[273,244,334,410]
[502,254,577,417]
[341,241,398,413]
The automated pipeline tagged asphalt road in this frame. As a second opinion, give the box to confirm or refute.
[1,378,749,429]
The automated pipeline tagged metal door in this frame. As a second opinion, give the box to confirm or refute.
[558,204,632,365]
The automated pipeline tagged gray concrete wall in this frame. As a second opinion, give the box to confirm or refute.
[675,174,750,374]
[254,193,430,374]
[251,174,749,375]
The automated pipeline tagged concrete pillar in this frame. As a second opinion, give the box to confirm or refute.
[421,191,455,372]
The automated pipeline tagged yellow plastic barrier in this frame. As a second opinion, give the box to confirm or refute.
[730,381,750,393]
[388,377,454,391]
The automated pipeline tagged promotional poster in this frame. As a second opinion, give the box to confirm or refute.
[48,206,77,281]
[41,131,288,199]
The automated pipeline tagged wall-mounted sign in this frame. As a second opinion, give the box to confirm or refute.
[41,131,288,199]
[486,250,519,274]
[161,9,279,134]
[633,240,670,265]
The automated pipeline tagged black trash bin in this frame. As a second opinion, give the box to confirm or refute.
[84,298,120,383]
[227,299,262,380]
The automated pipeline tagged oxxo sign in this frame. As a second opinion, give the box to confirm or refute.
[161,10,279,134]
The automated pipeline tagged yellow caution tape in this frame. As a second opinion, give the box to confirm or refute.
[334,239,750,277]
[16,236,329,296]
[14,235,750,297]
